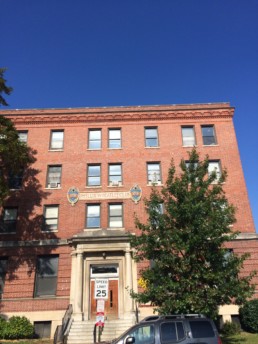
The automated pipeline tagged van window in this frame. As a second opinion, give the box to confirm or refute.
[189,320,215,338]
[160,322,185,342]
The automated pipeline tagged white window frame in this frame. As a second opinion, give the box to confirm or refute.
[109,203,123,228]
[208,161,221,181]
[108,164,122,186]
[182,126,196,146]
[86,204,101,228]
[88,129,101,150]
[44,205,59,231]
[145,127,159,147]
[47,165,62,188]
[50,130,64,150]
[87,164,101,186]
[108,129,121,149]
[147,162,162,184]
[18,131,28,143]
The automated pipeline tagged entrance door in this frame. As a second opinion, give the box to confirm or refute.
[90,279,118,319]
[90,264,119,320]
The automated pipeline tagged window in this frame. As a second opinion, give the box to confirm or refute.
[109,203,123,228]
[202,125,217,145]
[8,169,23,189]
[189,320,215,338]
[47,166,62,188]
[50,130,64,150]
[18,131,28,143]
[108,164,122,186]
[145,127,158,147]
[87,164,101,186]
[34,256,59,297]
[182,126,196,146]
[0,258,8,298]
[34,321,51,338]
[108,129,121,149]
[126,325,155,344]
[161,322,185,342]
[147,163,161,184]
[208,161,221,181]
[88,129,101,149]
[86,204,100,228]
[43,206,59,231]
[0,208,18,233]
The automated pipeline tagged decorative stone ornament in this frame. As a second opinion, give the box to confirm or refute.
[67,187,80,206]
[130,184,142,204]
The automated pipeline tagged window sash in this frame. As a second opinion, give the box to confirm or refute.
[145,128,158,147]
[182,127,196,146]
[89,130,101,149]
[4,208,17,221]
[109,129,121,148]
[109,164,122,183]
[86,205,100,228]
[208,161,221,179]
[88,165,101,186]
[50,131,64,149]
[44,206,58,231]
[18,131,28,143]
[34,256,58,297]
[147,163,161,183]
[202,126,216,145]
[109,204,123,227]
[47,166,61,185]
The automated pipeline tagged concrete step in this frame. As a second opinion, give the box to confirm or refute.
[67,319,134,344]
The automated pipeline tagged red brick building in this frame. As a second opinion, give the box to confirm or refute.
[0,103,257,340]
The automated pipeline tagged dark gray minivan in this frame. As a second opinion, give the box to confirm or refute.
[112,314,222,344]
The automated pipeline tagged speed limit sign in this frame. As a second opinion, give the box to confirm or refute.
[95,279,109,299]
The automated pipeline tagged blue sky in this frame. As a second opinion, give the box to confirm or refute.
[1,0,258,230]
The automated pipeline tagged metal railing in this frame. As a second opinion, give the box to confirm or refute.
[54,304,73,344]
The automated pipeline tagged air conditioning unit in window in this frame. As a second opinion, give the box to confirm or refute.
[150,180,161,186]
[110,181,121,187]
[49,182,60,188]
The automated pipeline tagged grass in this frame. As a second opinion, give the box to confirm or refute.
[1,333,258,344]
[221,332,258,344]
[0,340,53,344]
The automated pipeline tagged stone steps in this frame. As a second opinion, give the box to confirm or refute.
[67,319,134,344]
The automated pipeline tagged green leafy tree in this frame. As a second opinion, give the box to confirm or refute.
[130,149,255,319]
[0,69,35,204]
[0,68,13,106]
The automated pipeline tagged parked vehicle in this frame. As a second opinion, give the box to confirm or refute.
[111,314,222,344]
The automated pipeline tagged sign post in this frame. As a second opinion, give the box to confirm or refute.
[94,279,108,341]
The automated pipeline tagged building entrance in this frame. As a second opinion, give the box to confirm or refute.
[90,264,119,320]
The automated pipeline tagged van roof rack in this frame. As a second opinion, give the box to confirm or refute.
[141,314,206,322]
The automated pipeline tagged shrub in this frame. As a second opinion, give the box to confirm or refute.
[3,316,34,339]
[0,316,7,339]
[221,321,241,336]
[240,299,258,333]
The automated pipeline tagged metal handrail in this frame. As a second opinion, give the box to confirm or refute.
[54,304,73,344]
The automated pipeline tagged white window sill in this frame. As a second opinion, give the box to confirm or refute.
[145,146,160,149]
[86,186,102,188]
[147,183,163,186]
[107,184,123,188]
[182,145,197,148]
[107,227,125,230]
[107,148,122,150]
[49,149,64,152]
